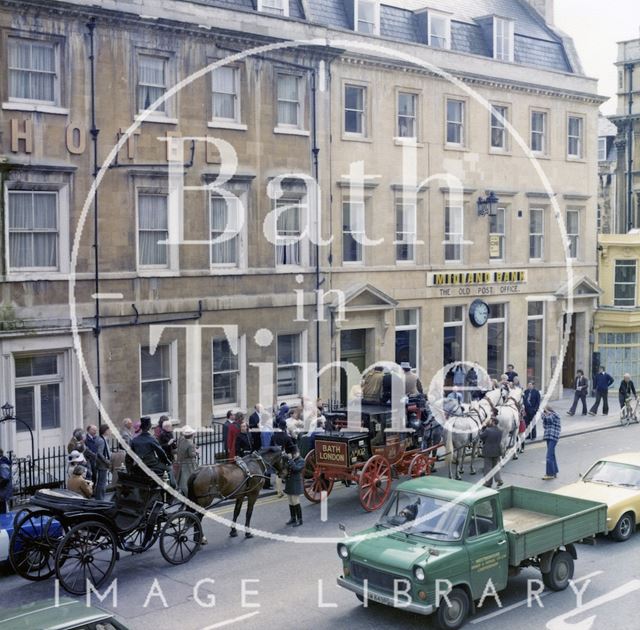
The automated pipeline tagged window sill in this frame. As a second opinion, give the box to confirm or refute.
[566,156,586,164]
[342,133,372,143]
[135,114,179,125]
[208,121,248,131]
[137,269,180,277]
[444,144,468,152]
[489,148,511,156]
[343,261,365,267]
[273,126,310,137]
[2,102,69,115]
[530,152,550,160]
[394,138,424,148]
[3,272,68,282]
[275,265,312,273]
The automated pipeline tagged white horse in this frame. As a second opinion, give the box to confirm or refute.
[496,387,523,458]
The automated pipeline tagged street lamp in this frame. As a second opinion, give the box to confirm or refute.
[1,401,35,484]
[477,191,499,217]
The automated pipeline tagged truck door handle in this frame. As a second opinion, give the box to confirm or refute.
[497,540,507,545]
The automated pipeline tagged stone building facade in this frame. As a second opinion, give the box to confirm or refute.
[0,0,602,455]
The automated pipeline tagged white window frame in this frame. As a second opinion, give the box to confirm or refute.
[257,0,289,17]
[428,11,451,49]
[209,189,247,270]
[210,65,241,125]
[529,207,544,261]
[530,110,548,155]
[275,194,309,269]
[212,334,246,415]
[527,301,546,391]
[444,205,464,263]
[489,206,506,262]
[396,309,420,374]
[276,331,307,402]
[614,260,637,308]
[397,91,418,140]
[566,209,580,260]
[4,179,70,279]
[443,305,465,366]
[395,199,417,263]
[598,137,607,162]
[567,115,584,159]
[135,50,175,122]
[446,98,465,147]
[344,83,367,137]
[342,200,365,265]
[275,72,305,131]
[493,17,514,62]
[490,104,508,151]
[139,342,178,421]
[355,0,380,35]
[487,304,508,380]
[7,36,60,106]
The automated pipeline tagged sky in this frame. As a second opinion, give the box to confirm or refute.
[554,0,640,114]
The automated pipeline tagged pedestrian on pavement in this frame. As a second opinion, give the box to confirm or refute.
[542,407,561,480]
[505,364,518,383]
[260,411,274,450]
[121,418,134,446]
[227,413,242,459]
[221,410,234,458]
[67,428,86,456]
[154,416,168,440]
[127,416,173,479]
[567,369,589,416]
[248,404,264,452]
[67,465,93,498]
[523,382,541,440]
[512,376,522,389]
[66,449,89,479]
[235,421,252,457]
[94,424,112,500]
[479,418,504,489]
[0,449,12,514]
[158,420,177,463]
[402,362,424,397]
[284,449,305,527]
[84,424,98,482]
[589,366,614,416]
[175,425,198,495]
[132,419,142,438]
[619,373,637,409]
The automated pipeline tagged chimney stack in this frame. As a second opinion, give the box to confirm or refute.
[524,0,554,26]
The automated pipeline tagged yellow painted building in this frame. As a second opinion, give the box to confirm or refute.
[595,233,640,384]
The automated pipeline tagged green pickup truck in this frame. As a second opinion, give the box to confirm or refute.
[336,477,607,630]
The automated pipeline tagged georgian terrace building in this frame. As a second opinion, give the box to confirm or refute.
[0,0,602,455]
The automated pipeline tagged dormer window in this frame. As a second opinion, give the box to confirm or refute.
[355,0,380,35]
[493,17,514,62]
[258,0,289,17]
[428,11,451,49]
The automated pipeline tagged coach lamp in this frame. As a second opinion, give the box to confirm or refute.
[477,191,499,217]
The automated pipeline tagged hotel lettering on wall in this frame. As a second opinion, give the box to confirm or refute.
[428,270,527,297]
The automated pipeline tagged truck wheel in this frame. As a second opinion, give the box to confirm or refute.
[436,587,470,630]
[542,551,574,591]
[611,512,636,542]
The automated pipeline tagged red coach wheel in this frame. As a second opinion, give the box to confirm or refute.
[359,455,392,512]
[303,450,334,504]
[408,453,431,478]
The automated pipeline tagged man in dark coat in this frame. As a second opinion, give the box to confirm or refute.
[221,410,234,458]
[271,420,295,454]
[523,382,541,440]
[93,424,111,500]
[567,369,589,416]
[84,424,98,483]
[619,374,637,409]
[128,416,172,479]
[479,418,503,488]
[505,364,518,383]
[0,449,12,514]
[589,366,614,416]
[248,404,263,452]
[235,422,252,457]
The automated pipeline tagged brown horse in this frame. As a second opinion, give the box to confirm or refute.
[187,447,288,538]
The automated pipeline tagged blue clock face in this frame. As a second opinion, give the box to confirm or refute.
[470,300,490,327]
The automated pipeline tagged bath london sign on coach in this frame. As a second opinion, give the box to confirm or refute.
[68,33,576,549]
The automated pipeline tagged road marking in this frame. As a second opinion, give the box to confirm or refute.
[471,571,603,624]
[321,491,329,521]
[200,611,260,629]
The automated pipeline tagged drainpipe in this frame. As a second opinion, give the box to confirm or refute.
[625,62,634,233]
[87,18,102,422]
[311,64,321,396]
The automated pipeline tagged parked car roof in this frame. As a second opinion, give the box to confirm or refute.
[597,452,640,467]
[0,598,127,630]
[396,476,497,505]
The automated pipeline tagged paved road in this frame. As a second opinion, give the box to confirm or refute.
[2,423,640,630]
